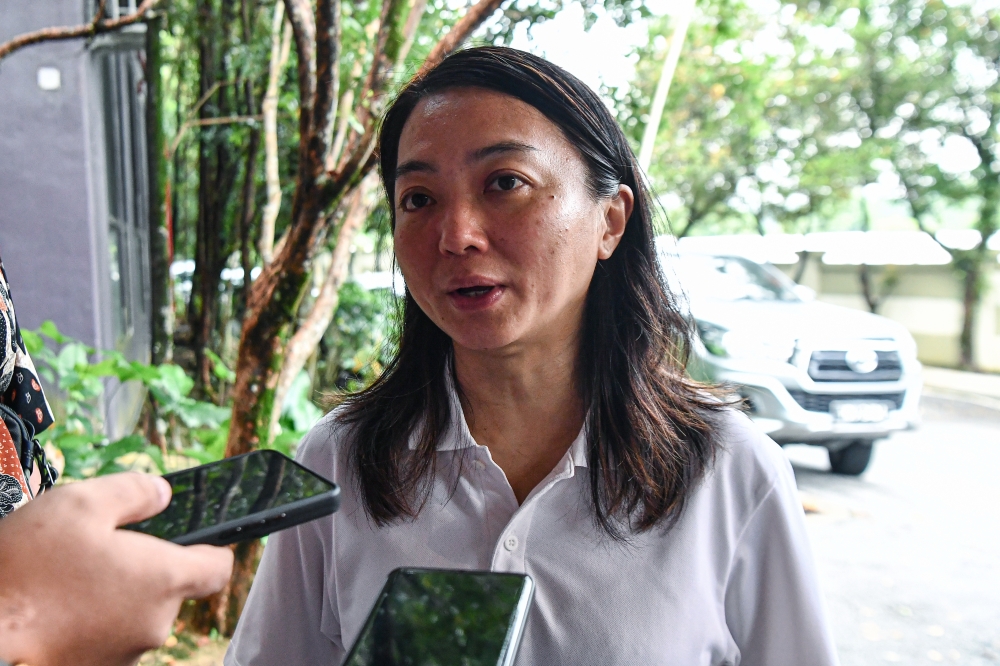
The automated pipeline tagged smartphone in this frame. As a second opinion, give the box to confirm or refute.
[125,449,340,546]
[342,568,534,666]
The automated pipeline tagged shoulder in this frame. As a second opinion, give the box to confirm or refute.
[700,407,797,521]
[293,407,356,483]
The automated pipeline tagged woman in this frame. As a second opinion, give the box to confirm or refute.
[227,47,838,665]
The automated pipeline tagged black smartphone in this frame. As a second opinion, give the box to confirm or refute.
[342,568,535,666]
[125,449,340,546]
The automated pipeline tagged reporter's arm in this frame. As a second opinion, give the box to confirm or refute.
[0,473,234,666]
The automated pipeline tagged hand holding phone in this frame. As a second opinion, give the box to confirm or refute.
[0,473,233,666]
[126,450,340,546]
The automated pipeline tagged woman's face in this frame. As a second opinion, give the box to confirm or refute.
[392,88,632,353]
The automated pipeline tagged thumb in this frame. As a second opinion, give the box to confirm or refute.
[64,473,173,527]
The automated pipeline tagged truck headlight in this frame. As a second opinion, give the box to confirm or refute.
[697,322,796,363]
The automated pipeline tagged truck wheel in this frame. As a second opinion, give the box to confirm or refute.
[828,440,874,476]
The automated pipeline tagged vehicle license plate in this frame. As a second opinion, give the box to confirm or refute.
[830,400,891,423]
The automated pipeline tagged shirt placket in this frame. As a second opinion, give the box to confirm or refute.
[489,452,577,574]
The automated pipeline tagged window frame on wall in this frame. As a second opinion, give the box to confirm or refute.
[94,44,150,352]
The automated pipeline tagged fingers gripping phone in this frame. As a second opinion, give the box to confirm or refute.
[125,450,340,546]
[343,568,535,666]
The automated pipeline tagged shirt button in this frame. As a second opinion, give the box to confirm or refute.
[503,535,518,551]
[474,460,486,471]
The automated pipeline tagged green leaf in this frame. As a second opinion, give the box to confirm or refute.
[184,448,223,465]
[94,435,149,477]
[153,364,195,401]
[191,421,229,460]
[143,445,166,473]
[128,361,163,383]
[54,433,105,450]
[56,343,90,376]
[204,349,237,383]
[172,400,231,429]
[20,329,43,355]
[100,434,148,459]
[38,320,69,344]
[267,429,301,457]
[281,371,323,433]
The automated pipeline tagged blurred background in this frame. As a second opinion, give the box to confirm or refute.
[1,0,998,663]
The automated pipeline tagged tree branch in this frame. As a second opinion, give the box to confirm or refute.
[398,0,429,67]
[332,0,506,176]
[284,0,317,167]
[353,0,411,130]
[416,0,506,76]
[0,0,162,61]
[313,0,342,165]
[166,114,261,160]
[261,3,295,265]
[327,59,364,172]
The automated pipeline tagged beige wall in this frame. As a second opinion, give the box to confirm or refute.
[779,258,1000,371]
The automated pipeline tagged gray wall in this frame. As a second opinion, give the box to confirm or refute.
[1,0,152,438]
[0,0,104,347]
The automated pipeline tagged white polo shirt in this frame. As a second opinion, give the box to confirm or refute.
[227,387,839,666]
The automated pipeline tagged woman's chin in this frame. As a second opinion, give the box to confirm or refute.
[447,325,523,353]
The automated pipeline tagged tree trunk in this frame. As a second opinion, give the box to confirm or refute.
[146,13,173,366]
[234,122,260,331]
[858,264,878,314]
[792,250,811,284]
[189,0,239,397]
[958,262,979,370]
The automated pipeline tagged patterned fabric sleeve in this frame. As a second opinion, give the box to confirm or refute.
[0,252,54,438]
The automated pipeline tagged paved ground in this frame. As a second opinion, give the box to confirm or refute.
[787,397,1000,665]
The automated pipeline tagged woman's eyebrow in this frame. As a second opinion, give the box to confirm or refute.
[470,141,538,162]
[395,160,435,180]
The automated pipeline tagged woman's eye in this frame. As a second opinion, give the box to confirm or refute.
[488,175,524,192]
[400,192,433,211]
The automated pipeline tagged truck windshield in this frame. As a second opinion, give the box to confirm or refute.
[675,254,799,302]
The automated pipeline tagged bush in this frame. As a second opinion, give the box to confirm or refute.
[22,322,320,478]
[318,283,397,392]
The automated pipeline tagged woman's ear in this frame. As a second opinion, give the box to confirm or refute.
[598,184,633,260]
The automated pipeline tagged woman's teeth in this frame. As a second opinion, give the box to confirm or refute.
[456,286,493,297]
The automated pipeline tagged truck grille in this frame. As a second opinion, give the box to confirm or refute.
[808,350,903,382]
[787,390,905,413]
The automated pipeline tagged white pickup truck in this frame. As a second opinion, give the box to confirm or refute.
[670,251,921,475]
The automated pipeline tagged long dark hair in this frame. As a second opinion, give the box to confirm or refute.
[339,46,726,538]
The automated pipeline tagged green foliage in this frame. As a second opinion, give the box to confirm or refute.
[317,283,397,393]
[613,0,878,237]
[23,323,176,478]
[271,371,324,456]
[22,322,323,477]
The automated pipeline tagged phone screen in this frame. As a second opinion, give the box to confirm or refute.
[128,450,336,542]
[344,568,534,666]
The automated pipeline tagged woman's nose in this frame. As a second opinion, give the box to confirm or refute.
[438,200,489,256]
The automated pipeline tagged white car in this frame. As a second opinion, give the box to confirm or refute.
[668,251,921,475]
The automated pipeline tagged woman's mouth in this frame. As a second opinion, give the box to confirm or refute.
[447,285,505,311]
[454,286,494,297]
